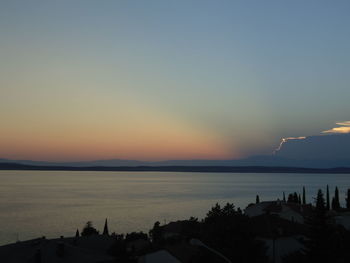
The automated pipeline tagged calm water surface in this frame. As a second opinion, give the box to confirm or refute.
[0,170,349,245]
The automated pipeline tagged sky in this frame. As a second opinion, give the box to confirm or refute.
[1,0,350,161]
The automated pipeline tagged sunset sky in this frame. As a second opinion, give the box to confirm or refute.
[1,1,350,161]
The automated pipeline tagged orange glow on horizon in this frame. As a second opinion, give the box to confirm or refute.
[0,104,237,162]
[0,136,235,162]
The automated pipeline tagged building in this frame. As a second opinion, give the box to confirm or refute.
[0,235,115,263]
[245,201,313,223]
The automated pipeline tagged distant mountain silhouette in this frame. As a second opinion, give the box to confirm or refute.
[1,134,350,169]
[0,158,146,167]
[0,156,350,169]
[1,162,350,173]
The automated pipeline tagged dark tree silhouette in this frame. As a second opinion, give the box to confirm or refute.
[222,202,236,216]
[256,195,260,204]
[293,192,298,203]
[205,203,222,220]
[326,185,330,210]
[283,192,286,202]
[125,232,148,241]
[149,221,162,244]
[201,202,268,263]
[103,218,109,235]
[81,221,99,236]
[332,186,341,210]
[287,192,299,203]
[284,188,350,263]
[297,189,347,263]
[302,186,306,204]
[75,229,80,237]
[315,189,326,211]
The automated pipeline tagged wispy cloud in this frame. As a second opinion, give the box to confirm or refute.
[322,121,350,134]
[273,121,350,155]
[273,137,306,154]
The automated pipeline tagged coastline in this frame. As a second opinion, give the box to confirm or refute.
[1,163,350,174]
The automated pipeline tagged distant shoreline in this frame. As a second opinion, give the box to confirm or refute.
[0,163,349,174]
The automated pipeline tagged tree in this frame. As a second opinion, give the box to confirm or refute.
[206,203,222,220]
[288,192,299,203]
[256,195,260,204]
[75,229,80,237]
[346,189,350,209]
[125,232,148,241]
[283,192,286,202]
[202,203,268,263]
[103,218,109,235]
[149,221,162,244]
[315,189,326,211]
[302,187,306,204]
[81,221,99,236]
[326,185,330,210]
[298,194,301,204]
[332,186,341,210]
[286,189,350,263]
[222,202,236,217]
[287,193,294,203]
[301,189,341,263]
[293,192,298,203]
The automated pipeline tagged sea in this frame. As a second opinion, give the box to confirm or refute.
[0,170,349,245]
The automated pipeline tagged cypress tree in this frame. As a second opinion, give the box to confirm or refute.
[302,186,306,204]
[256,195,260,204]
[103,218,109,235]
[303,189,333,262]
[283,192,286,202]
[334,186,340,210]
[326,185,330,210]
[298,194,301,204]
[75,229,80,237]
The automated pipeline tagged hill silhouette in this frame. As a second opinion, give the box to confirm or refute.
[1,162,350,174]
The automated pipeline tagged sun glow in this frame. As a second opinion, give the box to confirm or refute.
[0,96,236,161]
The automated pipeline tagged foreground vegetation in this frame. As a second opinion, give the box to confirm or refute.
[77,187,350,263]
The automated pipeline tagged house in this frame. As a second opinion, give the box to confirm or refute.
[0,235,115,263]
[245,201,313,223]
